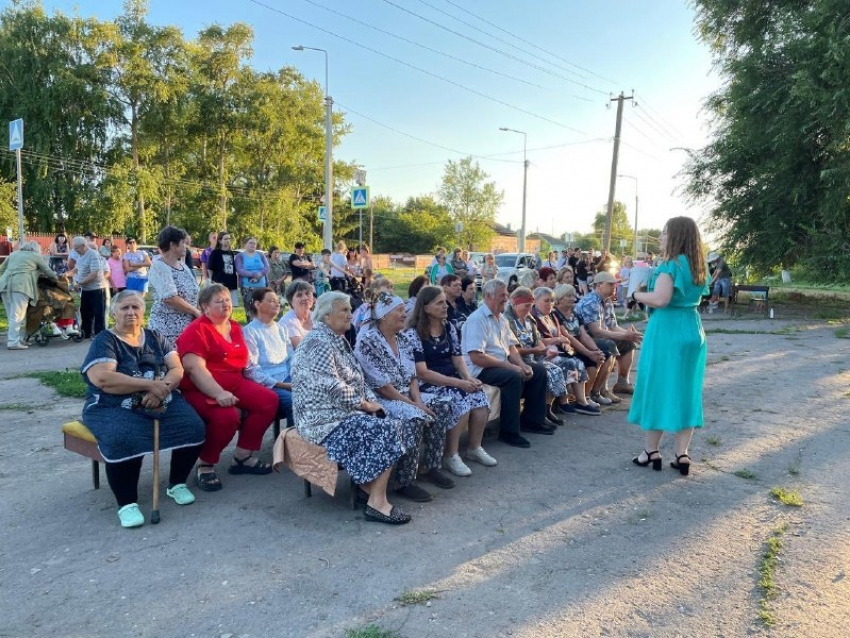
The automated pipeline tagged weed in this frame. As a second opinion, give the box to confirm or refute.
[706,435,722,446]
[733,469,756,479]
[0,402,36,411]
[394,589,439,607]
[16,370,86,399]
[836,326,850,339]
[770,487,804,507]
[757,523,789,626]
[345,626,400,638]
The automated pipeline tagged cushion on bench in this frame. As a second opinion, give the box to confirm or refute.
[62,420,97,443]
[272,427,339,497]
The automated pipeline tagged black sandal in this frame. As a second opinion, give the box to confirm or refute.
[671,453,691,476]
[632,449,662,471]
[195,465,223,491]
[364,505,412,525]
[228,454,273,475]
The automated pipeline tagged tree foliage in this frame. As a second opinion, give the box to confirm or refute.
[439,157,501,251]
[685,0,850,280]
[0,1,352,249]
[593,201,633,250]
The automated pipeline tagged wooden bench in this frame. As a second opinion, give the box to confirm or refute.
[62,420,104,489]
[731,284,770,316]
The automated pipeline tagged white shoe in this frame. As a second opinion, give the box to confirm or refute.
[64,326,80,336]
[442,454,472,477]
[586,397,601,409]
[7,342,28,350]
[591,392,612,406]
[48,323,63,336]
[464,447,498,467]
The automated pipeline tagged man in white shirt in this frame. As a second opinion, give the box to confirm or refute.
[461,279,550,448]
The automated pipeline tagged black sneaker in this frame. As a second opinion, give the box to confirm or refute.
[574,403,601,416]
[546,409,565,425]
[394,483,433,502]
[498,432,531,448]
[555,402,577,415]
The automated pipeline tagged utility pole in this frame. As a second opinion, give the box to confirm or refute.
[604,92,633,252]
[369,203,374,252]
[499,127,528,252]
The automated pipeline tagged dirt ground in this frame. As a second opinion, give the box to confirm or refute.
[1,309,849,638]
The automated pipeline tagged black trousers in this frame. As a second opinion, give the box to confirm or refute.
[80,288,106,338]
[477,362,548,434]
[105,445,202,507]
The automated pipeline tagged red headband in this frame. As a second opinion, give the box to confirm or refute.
[511,294,534,305]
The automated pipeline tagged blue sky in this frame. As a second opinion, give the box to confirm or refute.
[37,0,719,241]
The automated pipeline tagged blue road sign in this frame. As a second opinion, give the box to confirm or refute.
[318,205,326,222]
[351,186,370,210]
[9,119,23,151]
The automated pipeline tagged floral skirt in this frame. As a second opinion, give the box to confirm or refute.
[550,354,588,383]
[420,384,490,430]
[538,360,568,397]
[322,411,417,485]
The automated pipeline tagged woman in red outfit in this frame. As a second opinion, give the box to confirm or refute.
[177,283,278,491]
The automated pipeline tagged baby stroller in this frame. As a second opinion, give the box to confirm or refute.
[25,278,83,346]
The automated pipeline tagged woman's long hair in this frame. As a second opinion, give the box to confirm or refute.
[662,216,707,285]
[408,285,445,341]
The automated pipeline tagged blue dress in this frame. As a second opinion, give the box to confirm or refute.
[628,255,709,432]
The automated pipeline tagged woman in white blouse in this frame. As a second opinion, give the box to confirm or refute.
[243,288,293,422]
[278,280,314,348]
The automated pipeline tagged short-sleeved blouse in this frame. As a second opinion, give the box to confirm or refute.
[404,324,462,379]
[148,258,199,341]
[176,316,248,387]
[354,326,417,393]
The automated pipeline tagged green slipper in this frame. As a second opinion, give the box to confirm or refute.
[166,483,196,505]
[117,503,145,528]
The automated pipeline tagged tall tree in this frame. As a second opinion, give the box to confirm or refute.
[686,0,850,279]
[592,201,632,249]
[438,157,501,250]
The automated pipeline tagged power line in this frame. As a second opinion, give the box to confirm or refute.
[618,140,664,163]
[336,101,522,164]
[630,105,678,143]
[634,94,685,139]
[622,115,672,152]
[245,0,589,133]
[298,0,548,90]
[379,0,604,98]
[440,0,620,88]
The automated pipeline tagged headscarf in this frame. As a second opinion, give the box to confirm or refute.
[372,292,404,322]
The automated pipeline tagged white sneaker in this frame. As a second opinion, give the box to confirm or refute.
[48,323,63,336]
[591,392,612,406]
[464,447,498,467]
[64,326,80,336]
[586,398,601,409]
[442,454,472,477]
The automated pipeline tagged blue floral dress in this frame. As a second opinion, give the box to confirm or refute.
[504,306,567,397]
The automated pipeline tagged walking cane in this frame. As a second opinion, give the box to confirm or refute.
[151,418,161,524]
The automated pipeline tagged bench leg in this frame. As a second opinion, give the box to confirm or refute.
[349,478,359,510]
[273,418,281,440]
[303,479,312,498]
[92,460,100,490]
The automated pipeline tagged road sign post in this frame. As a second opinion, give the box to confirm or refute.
[318,206,327,223]
[9,119,24,243]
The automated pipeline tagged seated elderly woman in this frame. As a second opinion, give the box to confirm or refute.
[531,286,600,416]
[291,291,418,525]
[177,284,278,491]
[355,291,456,500]
[503,287,568,429]
[404,286,494,477]
[80,290,205,528]
[279,280,314,348]
[551,284,616,408]
[352,276,394,331]
[243,287,293,422]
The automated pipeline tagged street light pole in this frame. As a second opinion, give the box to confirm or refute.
[293,45,333,250]
[499,127,528,253]
[618,174,639,256]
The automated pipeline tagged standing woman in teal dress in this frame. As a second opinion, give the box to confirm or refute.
[628,217,709,476]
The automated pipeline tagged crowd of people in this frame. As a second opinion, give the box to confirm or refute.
[1,219,710,530]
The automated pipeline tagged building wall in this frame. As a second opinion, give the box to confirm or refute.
[489,235,541,254]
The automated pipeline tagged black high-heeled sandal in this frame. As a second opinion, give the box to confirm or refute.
[670,453,691,476]
[632,449,662,471]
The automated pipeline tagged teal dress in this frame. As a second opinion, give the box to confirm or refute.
[628,255,709,432]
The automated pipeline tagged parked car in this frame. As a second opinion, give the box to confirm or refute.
[494,252,536,288]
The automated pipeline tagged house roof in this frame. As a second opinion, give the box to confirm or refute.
[491,222,516,236]
[527,232,566,245]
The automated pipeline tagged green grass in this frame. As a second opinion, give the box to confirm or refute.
[394,589,439,607]
[344,626,400,638]
[705,435,722,446]
[733,468,757,479]
[0,302,7,333]
[835,326,850,339]
[17,370,86,399]
[0,402,37,411]
[757,523,789,626]
[770,487,804,507]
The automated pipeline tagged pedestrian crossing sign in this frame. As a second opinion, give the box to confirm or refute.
[351,186,370,210]
[8,119,23,151]
[318,206,326,222]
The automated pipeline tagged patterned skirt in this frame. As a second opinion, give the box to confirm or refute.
[322,412,418,485]
[550,354,588,383]
[420,384,490,430]
[537,360,568,397]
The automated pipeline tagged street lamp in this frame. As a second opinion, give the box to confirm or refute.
[293,45,333,251]
[499,127,528,253]
[618,174,639,256]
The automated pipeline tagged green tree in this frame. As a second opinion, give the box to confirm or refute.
[438,157,501,250]
[686,0,850,279]
[0,178,17,231]
[592,201,632,250]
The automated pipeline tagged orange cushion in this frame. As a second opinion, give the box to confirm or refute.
[62,420,97,443]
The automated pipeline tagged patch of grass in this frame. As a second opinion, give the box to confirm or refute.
[757,523,789,626]
[705,328,774,335]
[706,435,722,446]
[733,468,757,480]
[770,487,804,507]
[17,370,86,399]
[345,626,400,638]
[394,589,439,607]
[0,402,36,411]
[836,326,850,339]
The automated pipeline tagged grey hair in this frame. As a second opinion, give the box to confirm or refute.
[72,236,87,247]
[482,278,507,297]
[19,240,40,252]
[313,291,350,323]
[109,289,146,315]
[553,284,577,302]
[533,286,554,301]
